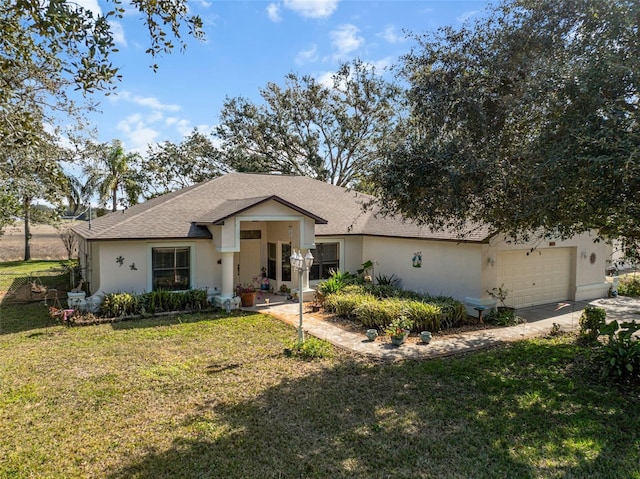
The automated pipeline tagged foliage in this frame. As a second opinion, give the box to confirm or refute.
[384,315,414,337]
[323,292,374,318]
[579,306,607,343]
[82,140,144,212]
[142,129,228,196]
[215,59,401,189]
[286,337,334,360]
[487,284,510,307]
[618,275,640,297]
[317,270,356,296]
[374,0,640,254]
[598,320,640,383]
[0,0,203,186]
[375,273,400,287]
[325,285,466,331]
[354,297,406,330]
[486,307,521,327]
[100,289,209,318]
[57,225,78,260]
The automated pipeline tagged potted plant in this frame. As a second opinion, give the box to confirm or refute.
[237,282,257,307]
[260,267,270,291]
[385,315,414,346]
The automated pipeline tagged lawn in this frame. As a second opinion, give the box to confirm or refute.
[1,266,640,478]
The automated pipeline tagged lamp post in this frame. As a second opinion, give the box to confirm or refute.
[290,249,314,344]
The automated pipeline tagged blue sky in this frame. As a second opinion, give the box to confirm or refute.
[79,0,489,153]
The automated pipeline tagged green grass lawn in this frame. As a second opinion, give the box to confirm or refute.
[1,262,639,478]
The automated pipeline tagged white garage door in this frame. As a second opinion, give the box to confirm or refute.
[496,248,573,308]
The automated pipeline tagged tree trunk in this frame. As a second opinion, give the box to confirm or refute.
[23,196,31,261]
[112,187,117,212]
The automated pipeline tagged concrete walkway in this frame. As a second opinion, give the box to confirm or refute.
[246,294,640,361]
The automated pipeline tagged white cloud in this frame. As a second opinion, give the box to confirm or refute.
[330,24,363,59]
[73,0,102,16]
[283,0,339,19]
[266,3,282,22]
[109,21,127,47]
[110,91,181,112]
[379,25,404,44]
[316,71,334,88]
[295,45,318,65]
[457,10,480,23]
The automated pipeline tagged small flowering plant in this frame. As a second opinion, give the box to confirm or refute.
[384,315,414,338]
[236,282,256,295]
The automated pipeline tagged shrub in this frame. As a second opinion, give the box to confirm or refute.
[486,307,519,327]
[354,297,405,329]
[598,320,640,383]
[101,292,139,317]
[618,275,640,297]
[579,306,607,343]
[324,292,373,318]
[317,270,355,296]
[403,301,442,331]
[100,289,209,318]
[375,273,400,287]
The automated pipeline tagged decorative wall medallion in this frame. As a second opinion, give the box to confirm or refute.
[116,255,125,267]
[590,253,596,265]
[412,251,422,268]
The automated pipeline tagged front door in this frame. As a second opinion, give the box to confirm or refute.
[239,239,261,288]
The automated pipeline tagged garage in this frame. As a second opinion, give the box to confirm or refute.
[496,248,574,308]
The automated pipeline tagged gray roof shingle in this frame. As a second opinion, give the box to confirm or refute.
[72,173,490,243]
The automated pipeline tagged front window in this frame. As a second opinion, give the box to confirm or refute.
[310,243,339,280]
[152,247,190,290]
[281,243,291,282]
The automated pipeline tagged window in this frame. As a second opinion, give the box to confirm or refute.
[281,243,291,282]
[152,247,190,290]
[267,243,277,280]
[240,230,261,239]
[310,243,339,280]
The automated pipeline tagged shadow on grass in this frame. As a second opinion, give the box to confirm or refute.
[107,340,640,479]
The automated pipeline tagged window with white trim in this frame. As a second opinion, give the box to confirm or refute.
[310,243,339,280]
[152,247,191,290]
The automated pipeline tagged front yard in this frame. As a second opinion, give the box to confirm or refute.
[1,294,640,478]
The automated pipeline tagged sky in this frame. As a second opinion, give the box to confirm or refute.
[78,0,490,154]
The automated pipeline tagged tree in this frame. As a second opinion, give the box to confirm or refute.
[142,129,228,196]
[0,129,68,260]
[373,0,640,256]
[216,59,401,188]
[85,140,143,212]
[0,0,203,235]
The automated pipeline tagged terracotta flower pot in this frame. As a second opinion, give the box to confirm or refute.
[240,292,257,307]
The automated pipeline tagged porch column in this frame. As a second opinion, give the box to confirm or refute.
[221,251,235,298]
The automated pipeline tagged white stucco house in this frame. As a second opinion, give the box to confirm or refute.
[71,173,610,311]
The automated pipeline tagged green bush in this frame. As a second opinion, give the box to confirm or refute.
[317,270,355,296]
[578,306,607,343]
[101,292,140,317]
[403,301,442,331]
[598,320,640,383]
[323,292,373,318]
[618,275,640,297]
[100,289,209,318]
[486,307,519,327]
[354,297,405,329]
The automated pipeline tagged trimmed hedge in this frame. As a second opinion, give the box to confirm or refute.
[618,275,640,297]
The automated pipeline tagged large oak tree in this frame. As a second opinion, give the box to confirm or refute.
[374,0,640,258]
[216,60,401,189]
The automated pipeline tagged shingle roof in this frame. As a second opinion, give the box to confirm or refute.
[72,173,490,242]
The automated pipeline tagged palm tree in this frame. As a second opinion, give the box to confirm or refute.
[85,140,143,212]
